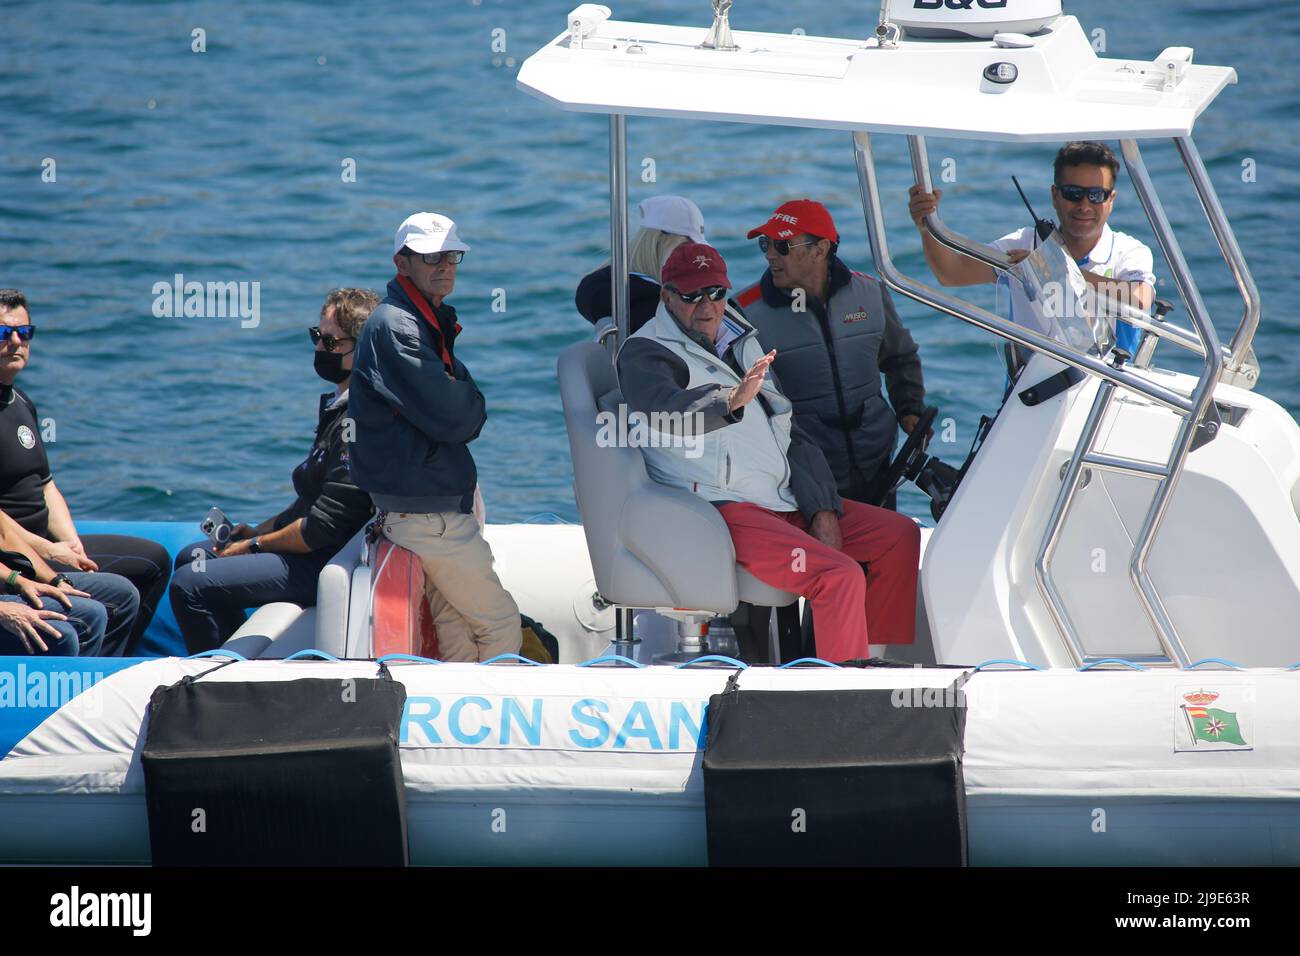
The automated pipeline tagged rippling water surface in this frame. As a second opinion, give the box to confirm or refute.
[1,0,1296,526]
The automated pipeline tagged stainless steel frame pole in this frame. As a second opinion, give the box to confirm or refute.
[608,113,636,650]
[1119,138,1226,668]
[1173,136,1261,371]
[609,114,630,350]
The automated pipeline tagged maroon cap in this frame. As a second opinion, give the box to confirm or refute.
[746,199,839,243]
[660,242,732,294]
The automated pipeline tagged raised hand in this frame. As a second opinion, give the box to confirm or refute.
[728,350,777,412]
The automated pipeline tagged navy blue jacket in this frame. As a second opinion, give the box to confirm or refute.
[348,278,486,514]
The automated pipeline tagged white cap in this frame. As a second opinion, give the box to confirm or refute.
[393,212,471,256]
[638,195,706,244]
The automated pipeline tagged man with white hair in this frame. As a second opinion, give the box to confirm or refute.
[349,213,521,662]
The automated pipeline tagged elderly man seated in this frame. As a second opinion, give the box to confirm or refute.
[616,243,919,662]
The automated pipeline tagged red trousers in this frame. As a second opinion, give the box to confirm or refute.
[718,500,920,662]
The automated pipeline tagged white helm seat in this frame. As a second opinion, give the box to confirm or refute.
[558,340,795,613]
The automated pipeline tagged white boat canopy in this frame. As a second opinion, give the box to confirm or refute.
[517,12,1236,142]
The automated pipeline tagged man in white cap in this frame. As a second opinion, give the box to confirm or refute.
[348,213,522,662]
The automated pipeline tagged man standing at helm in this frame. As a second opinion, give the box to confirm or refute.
[349,213,521,663]
[737,200,927,509]
[908,141,1156,358]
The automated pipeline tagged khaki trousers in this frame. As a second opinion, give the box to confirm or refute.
[381,512,521,662]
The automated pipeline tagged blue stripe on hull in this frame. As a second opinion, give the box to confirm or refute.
[0,657,145,755]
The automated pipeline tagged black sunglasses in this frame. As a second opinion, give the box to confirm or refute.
[1056,184,1114,204]
[308,326,355,352]
[404,250,464,266]
[0,325,35,342]
[758,236,817,256]
[669,285,728,304]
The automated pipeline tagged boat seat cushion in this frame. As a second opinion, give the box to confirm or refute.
[558,340,795,613]
[221,602,318,660]
[258,608,320,659]
[222,602,305,658]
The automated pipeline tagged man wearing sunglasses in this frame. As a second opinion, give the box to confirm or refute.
[617,243,919,663]
[0,288,167,656]
[348,212,521,663]
[908,141,1155,357]
[168,288,379,652]
[737,200,927,509]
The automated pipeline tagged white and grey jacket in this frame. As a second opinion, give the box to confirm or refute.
[615,303,842,521]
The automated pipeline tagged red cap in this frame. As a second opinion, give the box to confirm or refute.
[660,242,732,294]
[746,199,839,243]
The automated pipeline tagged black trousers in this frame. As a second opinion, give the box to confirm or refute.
[67,534,171,656]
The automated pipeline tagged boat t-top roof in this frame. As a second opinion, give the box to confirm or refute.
[517,9,1236,142]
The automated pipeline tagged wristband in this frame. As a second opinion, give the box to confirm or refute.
[50,573,70,588]
[5,570,20,594]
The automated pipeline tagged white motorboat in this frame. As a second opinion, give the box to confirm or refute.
[2,0,1298,866]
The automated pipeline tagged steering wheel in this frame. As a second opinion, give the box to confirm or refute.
[874,405,939,503]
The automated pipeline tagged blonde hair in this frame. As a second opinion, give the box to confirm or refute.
[628,229,688,281]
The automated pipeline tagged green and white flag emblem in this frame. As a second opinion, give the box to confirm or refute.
[1175,686,1253,752]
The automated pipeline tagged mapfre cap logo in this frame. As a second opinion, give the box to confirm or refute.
[693,255,713,269]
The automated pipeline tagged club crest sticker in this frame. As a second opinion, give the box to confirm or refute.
[16,425,35,450]
[1174,686,1252,752]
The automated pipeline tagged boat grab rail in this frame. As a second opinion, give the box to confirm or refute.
[1078,658,1148,671]
[281,650,343,662]
[1173,137,1261,371]
[186,649,247,661]
[577,654,645,667]
[480,653,544,666]
[972,659,1045,671]
[1186,657,1246,670]
[376,653,442,665]
[675,655,748,669]
[778,657,841,668]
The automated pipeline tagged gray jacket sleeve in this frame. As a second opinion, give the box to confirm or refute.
[356,312,487,445]
[877,285,927,420]
[616,338,741,435]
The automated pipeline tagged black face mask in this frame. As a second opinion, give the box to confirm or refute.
[314,350,350,384]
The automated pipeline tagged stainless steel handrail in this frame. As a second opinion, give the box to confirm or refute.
[872,130,1227,669]
[854,131,1194,417]
[1120,138,1225,669]
[1174,137,1261,370]
[907,136,1015,274]
[609,114,630,351]
[1033,381,1131,665]
[607,114,636,650]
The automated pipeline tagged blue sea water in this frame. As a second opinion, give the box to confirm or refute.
[1,0,1296,528]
